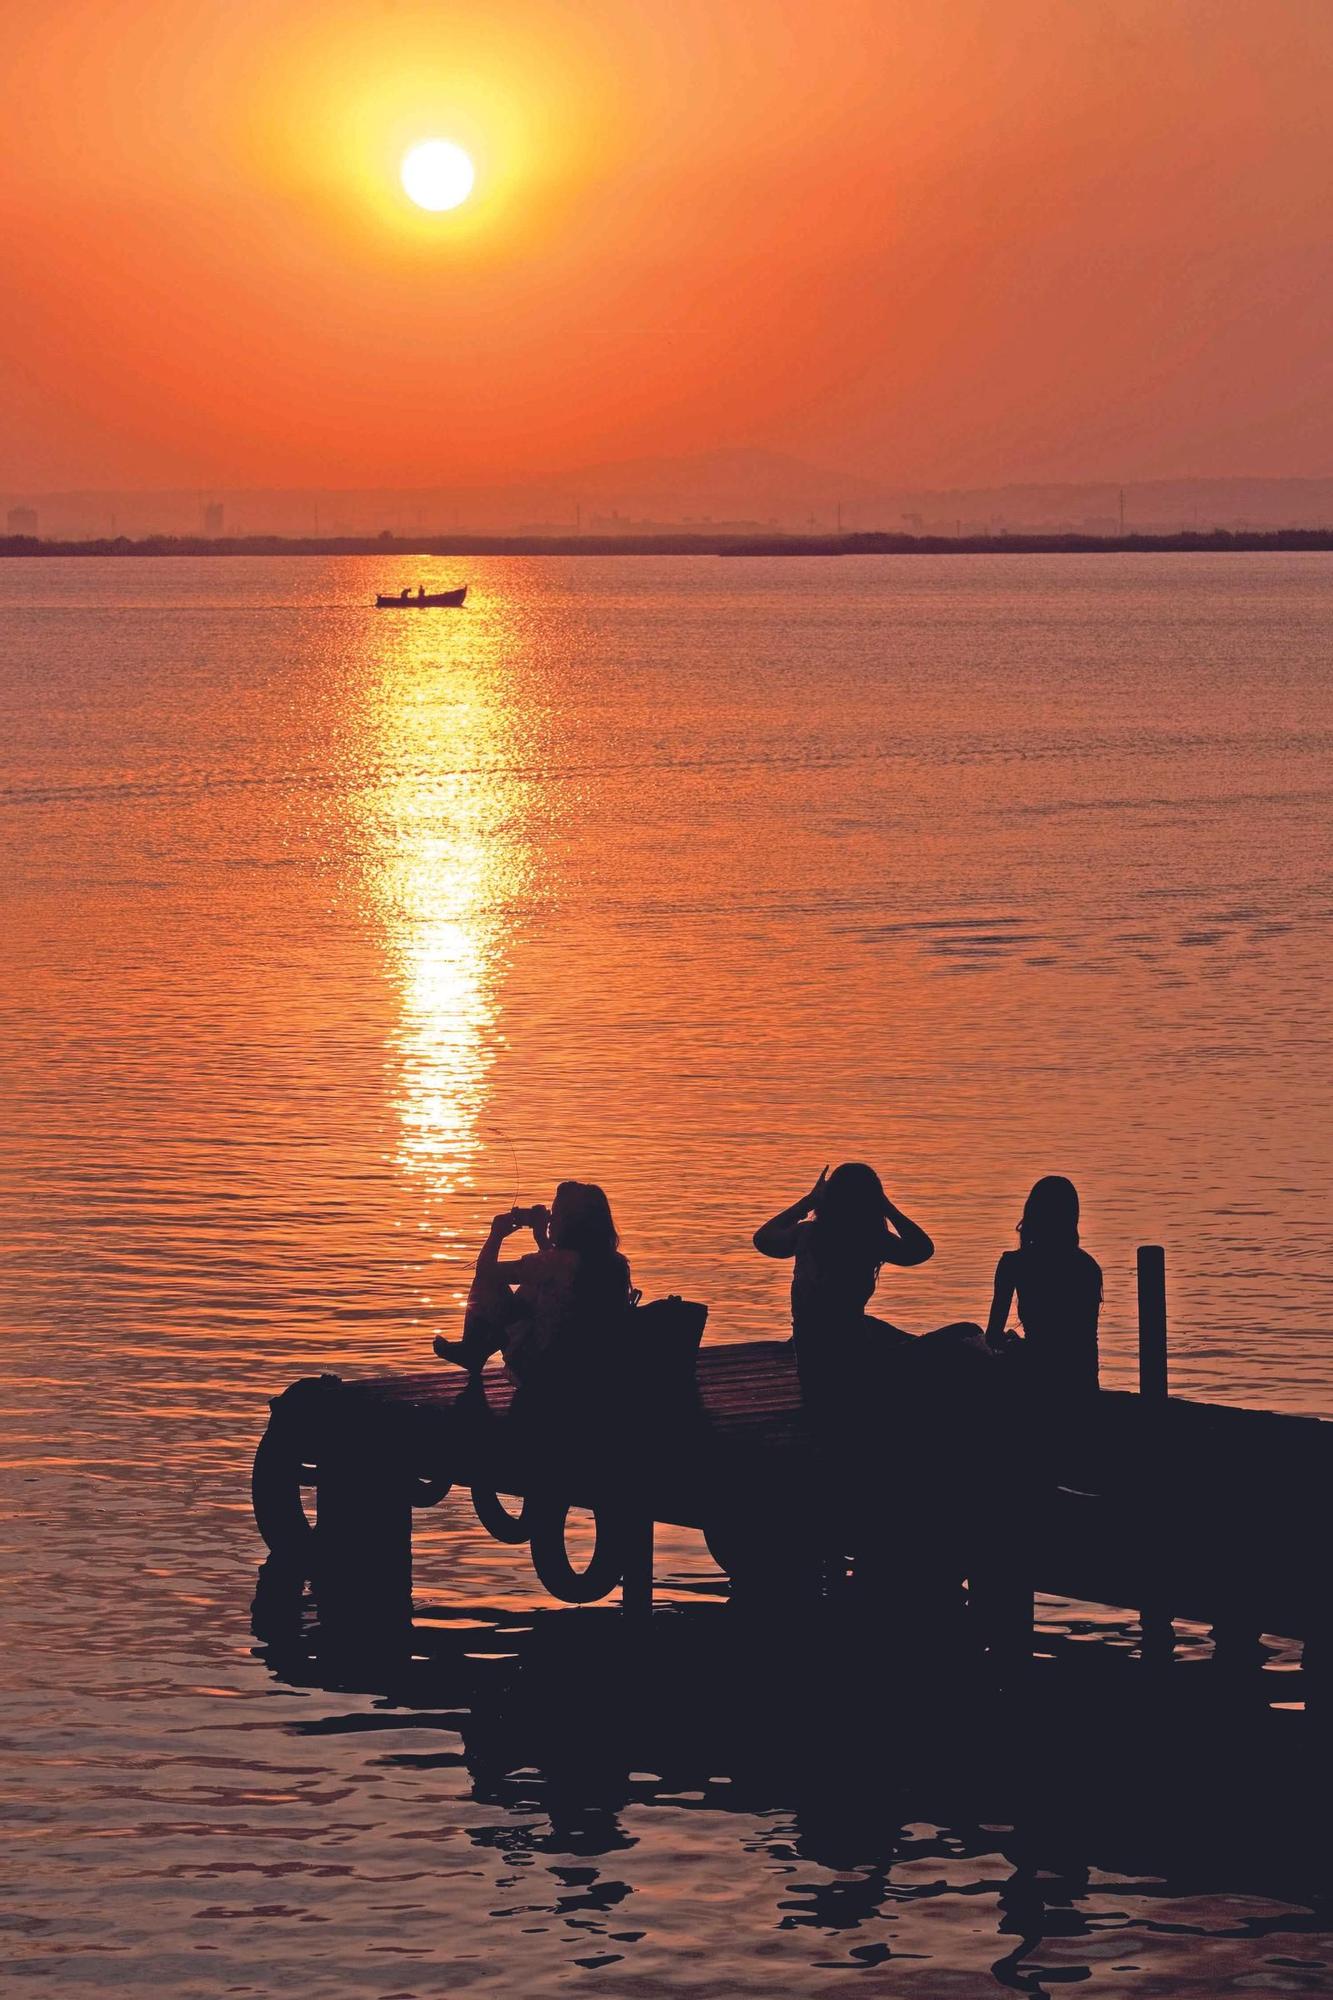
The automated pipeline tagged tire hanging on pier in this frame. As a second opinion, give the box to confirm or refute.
[411,1473,454,1508]
[251,1422,317,1563]
[251,1375,346,1570]
[471,1484,536,1544]
[527,1497,627,1604]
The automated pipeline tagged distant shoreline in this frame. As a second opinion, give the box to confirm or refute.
[3,529,1333,559]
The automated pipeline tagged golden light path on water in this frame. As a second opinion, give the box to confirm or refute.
[360,582,532,1214]
[378,755,496,1191]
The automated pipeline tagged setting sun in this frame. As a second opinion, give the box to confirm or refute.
[400,138,475,212]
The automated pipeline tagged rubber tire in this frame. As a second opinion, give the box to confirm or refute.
[471,1484,535,1544]
[705,1509,824,1590]
[703,1515,772,1582]
[528,1498,626,1605]
[252,1424,317,1563]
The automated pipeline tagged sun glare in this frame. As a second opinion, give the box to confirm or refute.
[401,139,475,212]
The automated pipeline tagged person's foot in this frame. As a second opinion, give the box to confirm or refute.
[433,1335,473,1367]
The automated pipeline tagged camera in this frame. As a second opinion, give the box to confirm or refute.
[510,1206,547,1228]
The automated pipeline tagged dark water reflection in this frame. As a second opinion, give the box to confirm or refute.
[248,1573,1332,1995]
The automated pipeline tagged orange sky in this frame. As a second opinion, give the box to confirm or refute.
[3,0,1332,492]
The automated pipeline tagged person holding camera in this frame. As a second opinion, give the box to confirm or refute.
[433,1180,635,1387]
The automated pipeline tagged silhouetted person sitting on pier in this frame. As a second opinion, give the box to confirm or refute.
[753,1162,936,1418]
[434,1180,636,1390]
[984,1175,1102,1398]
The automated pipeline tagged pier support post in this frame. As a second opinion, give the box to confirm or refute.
[971,1563,1033,1671]
[1136,1246,1174,1663]
[620,1512,654,1620]
[1302,1622,1332,1735]
[1210,1614,1264,1678]
[314,1416,413,1653]
[1137,1245,1168,1402]
[1140,1607,1175,1669]
[969,1501,1033,1671]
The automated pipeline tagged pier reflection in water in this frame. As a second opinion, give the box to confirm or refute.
[251,1571,1330,1992]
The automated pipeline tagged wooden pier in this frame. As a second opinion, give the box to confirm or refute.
[251,1250,1333,1669]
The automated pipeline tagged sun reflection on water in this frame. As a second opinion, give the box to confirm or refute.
[360,590,531,1206]
[379,778,497,1191]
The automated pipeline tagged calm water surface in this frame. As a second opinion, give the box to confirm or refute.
[1,554,1330,1993]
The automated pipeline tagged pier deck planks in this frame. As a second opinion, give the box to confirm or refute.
[259,1341,1333,1643]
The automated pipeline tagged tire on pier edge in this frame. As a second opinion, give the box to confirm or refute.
[251,1422,317,1565]
[471,1485,536,1544]
[704,1502,825,1595]
[251,1374,345,1570]
[528,1497,627,1604]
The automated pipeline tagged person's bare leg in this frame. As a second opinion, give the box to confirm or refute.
[433,1317,499,1370]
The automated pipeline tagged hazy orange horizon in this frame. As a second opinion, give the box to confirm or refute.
[4,0,1332,494]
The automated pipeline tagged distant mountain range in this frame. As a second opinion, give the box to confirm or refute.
[9,448,1333,539]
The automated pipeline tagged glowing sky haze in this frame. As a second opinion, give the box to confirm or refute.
[3,0,1332,492]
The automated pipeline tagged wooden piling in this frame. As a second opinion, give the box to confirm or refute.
[970,1559,1033,1668]
[314,1419,413,1646]
[1137,1245,1168,1402]
[620,1511,655,1619]
[1135,1246,1172,1660]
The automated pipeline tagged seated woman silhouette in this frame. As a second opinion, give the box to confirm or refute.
[753,1163,935,1417]
[434,1180,635,1389]
[984,1175,1102,1397]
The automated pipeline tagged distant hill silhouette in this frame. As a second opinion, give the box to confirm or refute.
[8,453,1333,540]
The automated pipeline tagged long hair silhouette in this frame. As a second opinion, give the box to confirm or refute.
[809,1162,895,1277]
[550,1181,632,1314]
[1017,1174,1082,1253]
[550,1180,620,1258]
[1013,1175,1103,1324]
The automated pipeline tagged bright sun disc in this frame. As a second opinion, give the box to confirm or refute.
[401,139,475,212]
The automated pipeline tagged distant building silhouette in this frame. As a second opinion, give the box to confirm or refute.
[7,506,37,535]
[587,509,779,534]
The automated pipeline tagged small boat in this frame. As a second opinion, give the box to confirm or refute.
[374,585,468,608]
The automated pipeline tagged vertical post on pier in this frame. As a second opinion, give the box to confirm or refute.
[620,1512,654,1621]
[1137,1245,1168,1402]
[1302,1622,1332,1735]
[1136,1245,1174,1665]
[315,1414,413,1657]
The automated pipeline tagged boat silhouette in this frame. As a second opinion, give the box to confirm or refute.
[374,585,468,608]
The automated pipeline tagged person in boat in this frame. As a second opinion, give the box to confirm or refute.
[434,1180,636,1390]
[417,582,426,600]
[753,1162,938,1418]
[984,1175,1102,1398]
[400,585,411,600]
